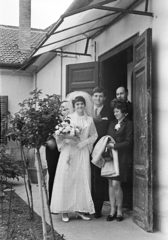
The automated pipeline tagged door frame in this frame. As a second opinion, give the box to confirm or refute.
[98,33,139,86]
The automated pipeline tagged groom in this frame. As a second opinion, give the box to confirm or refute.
[91,86,111,218]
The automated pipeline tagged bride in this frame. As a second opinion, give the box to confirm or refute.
[50,92,98,222]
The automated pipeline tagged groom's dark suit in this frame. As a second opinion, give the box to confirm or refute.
[92,105,111,216]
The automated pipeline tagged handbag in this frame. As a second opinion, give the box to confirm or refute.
[101,146,119,178]
[101,160,116,178]
[101,146,112,162]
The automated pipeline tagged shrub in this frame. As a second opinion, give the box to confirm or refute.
[0,145,23,181]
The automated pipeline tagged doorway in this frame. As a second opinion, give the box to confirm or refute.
[101,46,133,104]
[99,44,134,211]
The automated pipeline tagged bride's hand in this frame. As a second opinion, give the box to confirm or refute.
[76,140,87,149]
[64,139,79,146]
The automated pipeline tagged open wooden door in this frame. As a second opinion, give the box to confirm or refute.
[133,28,153,232]
[66,62,98,95]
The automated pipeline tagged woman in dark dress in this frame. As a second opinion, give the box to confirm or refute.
[106,99,133,222]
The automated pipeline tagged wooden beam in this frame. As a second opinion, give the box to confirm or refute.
[51,50,91,57]
[84,38,90,55]
[91,0,152,39]
[41,24,107,48]
[51,12,117,36]
[57,37,86,49]
[94,6,153,17]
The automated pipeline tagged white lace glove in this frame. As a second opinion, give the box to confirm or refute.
[64,138,79,146]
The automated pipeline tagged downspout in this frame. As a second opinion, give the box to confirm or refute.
[60,48,63,100]
[34,72,37,90]
[94,41,97,62]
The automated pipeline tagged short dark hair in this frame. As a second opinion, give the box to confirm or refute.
[72,96,86,107]
[110,98,128,114]
[117,86,128,93]
[92,86,106,96]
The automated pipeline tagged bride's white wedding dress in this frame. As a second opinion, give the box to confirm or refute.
[50,112,98,214]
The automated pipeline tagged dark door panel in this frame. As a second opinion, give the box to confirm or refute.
[66,62,98,95]
[133,28,153,232]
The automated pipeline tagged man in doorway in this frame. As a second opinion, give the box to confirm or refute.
[116,86,133,121]
[91,86,111,218]
[46,137,60,205]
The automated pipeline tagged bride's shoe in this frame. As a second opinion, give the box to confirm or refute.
[62,213,69,222]
[76,212,90,221]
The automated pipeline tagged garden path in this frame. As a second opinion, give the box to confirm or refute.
[11,178,167,240]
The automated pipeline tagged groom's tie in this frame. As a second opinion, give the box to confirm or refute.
[94,108,98,118]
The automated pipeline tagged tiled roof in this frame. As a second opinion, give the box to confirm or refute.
[0,25,47,65]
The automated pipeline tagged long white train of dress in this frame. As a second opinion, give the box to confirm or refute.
[50,112,98,214]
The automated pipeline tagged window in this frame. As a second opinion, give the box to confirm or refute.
[0,96,8,144]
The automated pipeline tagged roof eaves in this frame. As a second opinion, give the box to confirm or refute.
[0,62,22,69]
[0,25,47,66]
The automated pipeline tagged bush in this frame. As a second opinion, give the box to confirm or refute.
[0,145,23,181]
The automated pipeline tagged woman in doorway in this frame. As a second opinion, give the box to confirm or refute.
[106,99,133,222]
[50,94,98,222]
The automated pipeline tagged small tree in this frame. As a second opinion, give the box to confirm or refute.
[7,89,61,240]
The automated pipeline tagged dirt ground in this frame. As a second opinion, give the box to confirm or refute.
[0,191,65,240]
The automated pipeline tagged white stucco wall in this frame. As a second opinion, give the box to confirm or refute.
[0,69,34,113]
[0,68,35,163]
[36,57,61,97]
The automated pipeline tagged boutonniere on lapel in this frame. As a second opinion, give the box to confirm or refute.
[114,118,125,131]
[114,123,121,131]
[101,117,108,120]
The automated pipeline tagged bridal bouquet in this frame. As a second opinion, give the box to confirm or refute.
[55,117,82,139]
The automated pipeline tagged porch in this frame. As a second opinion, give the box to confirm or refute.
[11,177,167,240]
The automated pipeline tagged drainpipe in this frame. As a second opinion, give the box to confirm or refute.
[34,72,37,90]
[60,49,63,100]
[19,0,31,53]
[94,41,97,62]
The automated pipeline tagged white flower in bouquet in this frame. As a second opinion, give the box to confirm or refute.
[55,117,82,138]
[66,125,72,132]
[55,130,60,135]
[69,129,75,136]
[62,128,68,134]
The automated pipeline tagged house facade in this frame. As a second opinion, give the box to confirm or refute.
[0,0,168,236]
